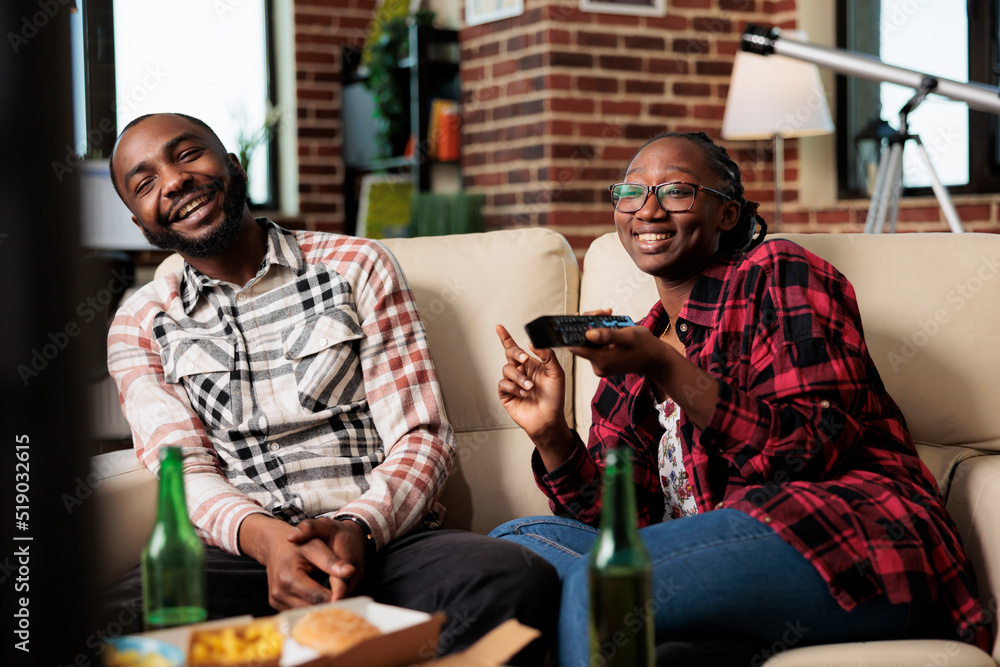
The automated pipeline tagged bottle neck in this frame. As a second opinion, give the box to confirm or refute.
[157,448,190,529]
[599,448,641,544]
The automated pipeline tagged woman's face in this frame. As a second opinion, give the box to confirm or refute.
[614,137,740,281]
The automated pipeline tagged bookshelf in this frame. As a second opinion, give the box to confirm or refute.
[342,24,460,237]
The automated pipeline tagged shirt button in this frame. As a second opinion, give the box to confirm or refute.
[237,294,248,303]
[319,338,329,347]
[762,515,773,524]
[819,400,830,409]
[715,501,726,509]
[248,340,257,349]
[678,323,689,333]
[268,443,279,452]
[186,363,195,372]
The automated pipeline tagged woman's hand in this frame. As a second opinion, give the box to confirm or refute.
[572,325,671,379]
[495,324,575,470]
[576,325,719,429]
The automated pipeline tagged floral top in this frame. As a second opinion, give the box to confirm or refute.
[653,397,697,520]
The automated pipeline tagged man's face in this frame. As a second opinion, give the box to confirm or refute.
[112,115,247,258]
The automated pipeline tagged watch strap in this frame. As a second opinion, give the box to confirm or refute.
[336,514,376,556]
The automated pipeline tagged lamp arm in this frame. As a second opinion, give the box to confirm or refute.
[742,24,1000,115]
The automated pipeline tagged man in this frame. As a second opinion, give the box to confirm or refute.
[103,113,557,662]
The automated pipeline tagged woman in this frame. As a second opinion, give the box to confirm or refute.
[492,132,988,665]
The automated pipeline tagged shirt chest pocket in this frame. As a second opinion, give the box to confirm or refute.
[160,334,237,430]
[282,308,366,413]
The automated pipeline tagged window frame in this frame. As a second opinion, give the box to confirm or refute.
[835,0,1000,199]
[79,0,283,211]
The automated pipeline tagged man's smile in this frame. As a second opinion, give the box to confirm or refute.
[173,193,212,222]
[163,183,222,227]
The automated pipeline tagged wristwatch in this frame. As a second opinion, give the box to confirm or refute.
[336,514,376,558]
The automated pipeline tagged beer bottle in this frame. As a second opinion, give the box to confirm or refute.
[142,446,207,630]
[588,447,655,666]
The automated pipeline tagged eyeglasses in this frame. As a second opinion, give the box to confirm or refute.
[609,181,733,213]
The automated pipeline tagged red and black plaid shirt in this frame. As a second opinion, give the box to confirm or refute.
[534,239,989,650]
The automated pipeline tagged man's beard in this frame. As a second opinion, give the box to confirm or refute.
[136,161,248,258]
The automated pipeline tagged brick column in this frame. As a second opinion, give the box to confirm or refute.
[292,0,377,233]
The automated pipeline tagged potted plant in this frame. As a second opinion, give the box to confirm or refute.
[363,9,436,158]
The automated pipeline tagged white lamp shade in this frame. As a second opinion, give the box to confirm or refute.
[80,159,155,250]
[721,33,834,140]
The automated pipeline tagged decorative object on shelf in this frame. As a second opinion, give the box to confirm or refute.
[466,0,524,26]
[410,191,484,237]
[427,98,461,161]
[721,30,833,230]
[579,0,666,17]
[357,173,414,239]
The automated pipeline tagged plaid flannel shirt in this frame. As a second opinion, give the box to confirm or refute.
[108,220,455,554]
[534,238,989,650]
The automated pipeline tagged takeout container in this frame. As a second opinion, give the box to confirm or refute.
[280,597,444,667]
[134,596,538,667]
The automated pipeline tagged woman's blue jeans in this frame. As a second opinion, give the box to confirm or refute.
[490,510,947,667]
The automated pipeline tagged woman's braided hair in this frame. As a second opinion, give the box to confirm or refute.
[637,131,767,256]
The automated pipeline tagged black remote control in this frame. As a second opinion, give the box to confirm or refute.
[525,315,636,348]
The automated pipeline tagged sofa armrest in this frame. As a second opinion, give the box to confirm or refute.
[91,449,157,588]
[764,639,994,666]
[947,454,1000,661]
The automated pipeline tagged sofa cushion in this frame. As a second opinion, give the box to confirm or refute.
[777,233,1000,456]
[90,448,156,587]
[383,228,577,532]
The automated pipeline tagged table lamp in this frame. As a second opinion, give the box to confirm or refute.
[721,31,834,230]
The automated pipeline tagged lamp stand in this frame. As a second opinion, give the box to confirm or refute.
[863,78,964,234]
[772,133,783,231]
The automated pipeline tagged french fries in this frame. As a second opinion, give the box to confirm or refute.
[187,620,283,667]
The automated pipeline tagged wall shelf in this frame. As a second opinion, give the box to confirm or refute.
[342,24,460,237]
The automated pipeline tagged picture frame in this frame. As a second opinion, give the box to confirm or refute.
[465,0,525,26]
[579,0,667,17]
[356,173,413,239]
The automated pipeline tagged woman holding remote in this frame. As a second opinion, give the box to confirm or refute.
[492,132,988,665]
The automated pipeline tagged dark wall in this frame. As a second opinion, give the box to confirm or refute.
[1,2,100,665]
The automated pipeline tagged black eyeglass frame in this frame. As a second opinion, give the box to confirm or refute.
[609,181,734,213]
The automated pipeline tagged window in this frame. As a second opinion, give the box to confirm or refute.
[74,0,295,211]
[836,0,1000,198]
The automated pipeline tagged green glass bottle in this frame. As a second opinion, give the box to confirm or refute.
[142,447,207,630]
[588,447,655,667]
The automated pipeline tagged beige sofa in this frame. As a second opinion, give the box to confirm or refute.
[91,227,1000,665]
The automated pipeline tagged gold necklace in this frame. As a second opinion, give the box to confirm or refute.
[659,320,672,340]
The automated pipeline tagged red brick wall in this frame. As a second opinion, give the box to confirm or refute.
[296,0,1000,250]
[457,0,1000,257]
[286,0,378,234]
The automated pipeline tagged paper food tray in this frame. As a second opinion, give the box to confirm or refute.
[279,596,444,667]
